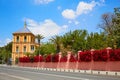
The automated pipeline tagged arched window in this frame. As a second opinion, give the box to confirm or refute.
[24,46,26,52]
[24,36,27,42]
[16,46,19,53]
[31,45,34,51]
[16,36,19,42]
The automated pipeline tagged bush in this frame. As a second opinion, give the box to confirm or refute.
[69,54,77,62]
[45,55,52,62]
[80,51,91,62]
[52,54,59,62]
[18,48,120,63]
[101,49,108,61]
[115,49,120,61]
[60,56,67,62]
[110,49,120,61]
[34,56,43,62]
[93,50,101,61]
[19,57,30,63]
[93,49,108,61]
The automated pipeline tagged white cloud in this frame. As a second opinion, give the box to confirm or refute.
[76,1,97,15]
[61,1,98,20]
[62,9,76,19]
[0,40,3,47]
[34,0,54,4]
[62,25,68,29]
[68,20,80,26]
[26,18,68,38]
[0,38,12,47]
[6,38,11,44]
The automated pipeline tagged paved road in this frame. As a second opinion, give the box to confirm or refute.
[0,66,120,80]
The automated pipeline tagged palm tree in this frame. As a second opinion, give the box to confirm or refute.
[50,35,62,53]
[62,30,88,52]
[35,34,44,55]
[36,34,44,45]
[35,34,44,67]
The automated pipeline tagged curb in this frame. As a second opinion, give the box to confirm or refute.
[1,65,120,76]
[21,67,120,76]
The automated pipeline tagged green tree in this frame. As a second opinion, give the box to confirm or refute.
[0,42,12,64]
[112,7,120,48]
[35,42,56,55]
[36,34,44,45]
[62,30,88,52]
[86,32,107,50]
[98,8,120,48]
[50,36,62,53]
[35,34,44,55]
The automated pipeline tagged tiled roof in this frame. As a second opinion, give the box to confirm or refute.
[14,27,32,33]
[13,21,34,34]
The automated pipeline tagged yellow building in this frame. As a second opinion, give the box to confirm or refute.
[12,22,37,64]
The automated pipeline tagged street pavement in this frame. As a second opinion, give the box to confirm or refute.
[0,65,120,80]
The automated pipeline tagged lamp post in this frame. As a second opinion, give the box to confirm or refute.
[36,34,44,68]
[38,39,40,68]
[71,39,74,52]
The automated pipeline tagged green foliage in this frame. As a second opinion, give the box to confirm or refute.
[36,34,44,44]
[25,52,31,57]
[61,30,88,52]
[35,42,56,56]
[50,36,62,53]
[15,58,18,64]
[86,32,107,50]
[98,7,120,48]
[0,42,12,64]
[112,8,120,48]
[1,8,120,62]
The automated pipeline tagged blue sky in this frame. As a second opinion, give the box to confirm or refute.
[0,0,120,47]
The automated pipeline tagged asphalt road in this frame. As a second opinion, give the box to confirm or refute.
[0,66,120,80]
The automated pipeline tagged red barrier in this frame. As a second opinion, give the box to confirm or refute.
[18,61,120,71]
[18,48,120,71]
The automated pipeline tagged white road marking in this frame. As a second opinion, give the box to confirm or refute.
[0,73,31,80]
[3,68,91,80]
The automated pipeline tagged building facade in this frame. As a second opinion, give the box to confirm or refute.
[12,22,38,64]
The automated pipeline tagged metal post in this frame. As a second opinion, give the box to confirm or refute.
[38,46,40,68]
[38,39,40,68]
[71,39,74,52]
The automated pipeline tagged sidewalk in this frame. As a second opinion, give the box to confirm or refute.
[0,64,120,76]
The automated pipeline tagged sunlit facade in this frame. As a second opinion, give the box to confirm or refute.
[12,22,38,64]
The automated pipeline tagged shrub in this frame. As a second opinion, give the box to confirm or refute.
[52,54,59,62]
[111,49,120,61]
[80,51,91,62]
[69,54,77,62]
[93,49,108,61]
[93,50,101,61]
[60,56,67,62]
[34,56,43,62]
[100,49,108,61]
[45,55,52,62]
[19,56,30,63]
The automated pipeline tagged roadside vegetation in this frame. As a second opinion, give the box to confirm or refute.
[0,8,120,64]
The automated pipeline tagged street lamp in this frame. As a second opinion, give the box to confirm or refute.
[38,39,40,68]
[71,39,74,52]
